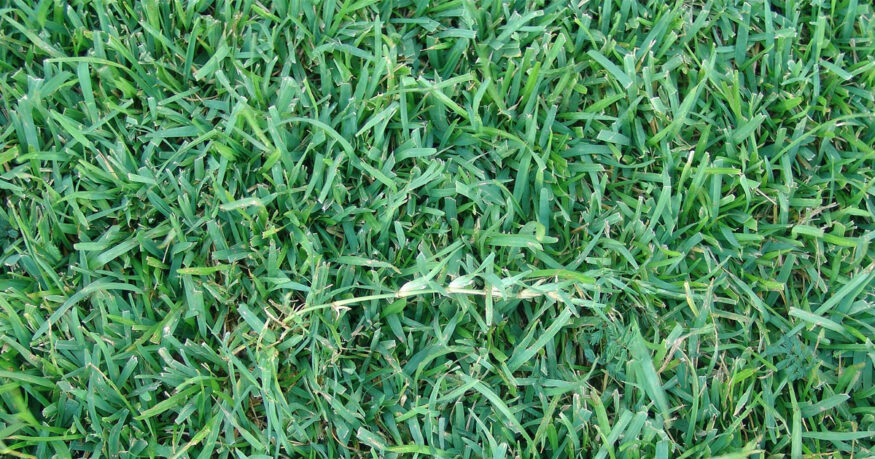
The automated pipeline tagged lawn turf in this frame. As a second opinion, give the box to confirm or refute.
[1,0,875,457]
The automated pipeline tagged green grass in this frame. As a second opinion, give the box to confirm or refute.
[1,0,874,457]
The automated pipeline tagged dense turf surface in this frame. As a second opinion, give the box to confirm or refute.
[1,0,875,457]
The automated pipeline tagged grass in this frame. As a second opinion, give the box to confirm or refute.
[1,0,874,457]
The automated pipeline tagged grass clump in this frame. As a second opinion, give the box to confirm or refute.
[1,0,875,457]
